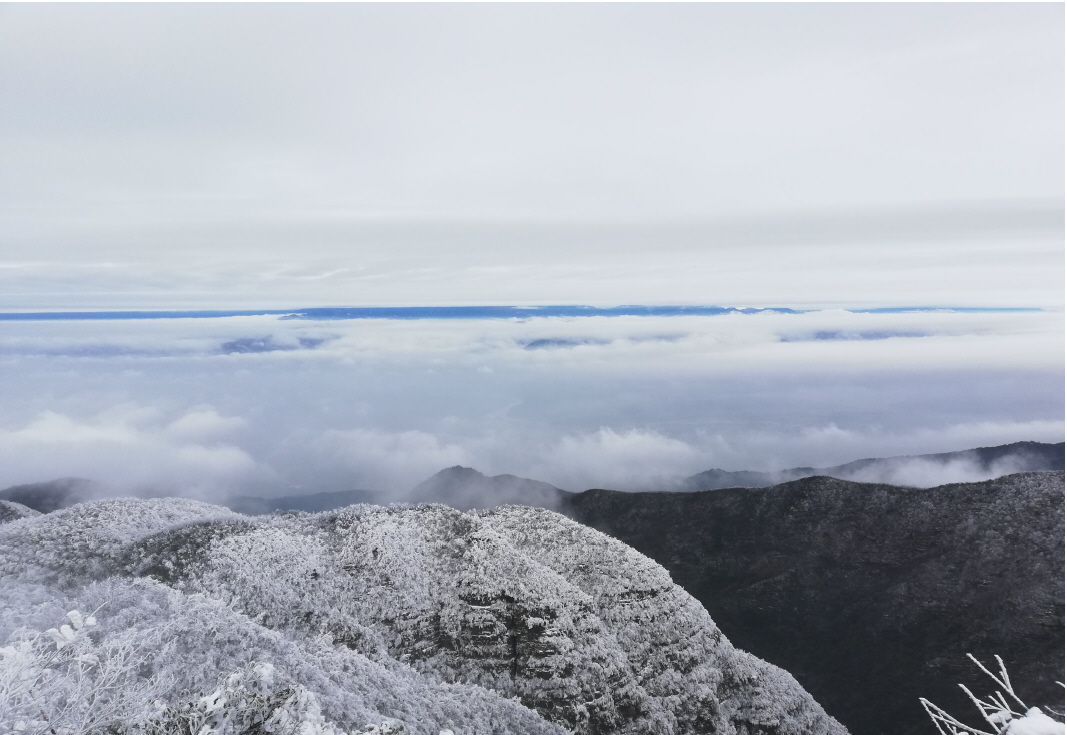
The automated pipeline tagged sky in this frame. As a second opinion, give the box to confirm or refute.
[0,4,1062,498]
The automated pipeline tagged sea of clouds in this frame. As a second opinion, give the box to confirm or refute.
[1,4,1062,506]
[0,308,1061,499]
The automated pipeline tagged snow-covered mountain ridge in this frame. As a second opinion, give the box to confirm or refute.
[0,498,846,734]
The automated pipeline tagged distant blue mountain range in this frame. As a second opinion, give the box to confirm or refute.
[0,305,1041,321]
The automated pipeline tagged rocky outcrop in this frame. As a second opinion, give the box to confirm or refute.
[559,471,1065,735]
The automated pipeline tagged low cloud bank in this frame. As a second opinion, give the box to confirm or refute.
[0,406,274,499]
[527,428,705,492]
[0,404,1060,504]
[311,428,470,495]
[0,309,1062,375]
[0,312,1060,501]
[833,453,1054,488]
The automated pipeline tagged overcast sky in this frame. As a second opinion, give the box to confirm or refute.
[0,5,1062,496]
[0,3,1063,309]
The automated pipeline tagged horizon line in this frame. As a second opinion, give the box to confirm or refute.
[0,305,1045,321]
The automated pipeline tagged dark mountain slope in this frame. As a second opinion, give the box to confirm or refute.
[559,471,1065,735]
[832,440,1064,474]
[407,465,564,510]
[223,488,378,515]
[7,442,1058,516]
[684,441,1065,490]
[0,477,100,512]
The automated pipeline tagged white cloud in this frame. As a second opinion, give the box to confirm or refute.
[0,400,1059,498]
[0,4,1059,500]
[165,407,246,441]
[495,419,1065,491]
[0,406,271,497]
[530,428,704,491]
[685,420,1067,476]
[0,216,1062,311]
[840,456,1035,488]
[312,428,469,493]
[4,309,1059,376]
[0,5,1061,312]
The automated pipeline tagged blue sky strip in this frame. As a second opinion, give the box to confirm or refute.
[0,306,1041,321]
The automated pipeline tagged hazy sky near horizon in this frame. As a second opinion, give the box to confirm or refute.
[1,3,1063,309]
[0,4,1062,496]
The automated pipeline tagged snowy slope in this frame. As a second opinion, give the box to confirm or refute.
[0,500,39,524]
[0,498,847,734]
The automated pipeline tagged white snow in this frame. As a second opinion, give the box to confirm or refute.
[1008,709,1067,735]
[0,497,850,734]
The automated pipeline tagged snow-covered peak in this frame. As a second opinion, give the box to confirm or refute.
[1,497,848,734]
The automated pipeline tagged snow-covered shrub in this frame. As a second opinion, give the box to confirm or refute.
[353,723,407,734]
[0,608,407,735]
[143,661,352,735]
[920,654,1065,735]
[0,501,39,525]
[0,608,164,735]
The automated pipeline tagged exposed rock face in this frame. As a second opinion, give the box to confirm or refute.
[559,471,1065,735]
[0,498,847,735]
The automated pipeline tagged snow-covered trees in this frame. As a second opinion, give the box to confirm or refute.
[143,661,355,735]
[0,497,847,734]
[920,654,1065,735]
[0,610,460,735]
[0,608,163,735]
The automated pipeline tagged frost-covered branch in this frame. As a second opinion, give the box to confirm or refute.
[0,607,169,735]
[920,655,1065,735]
